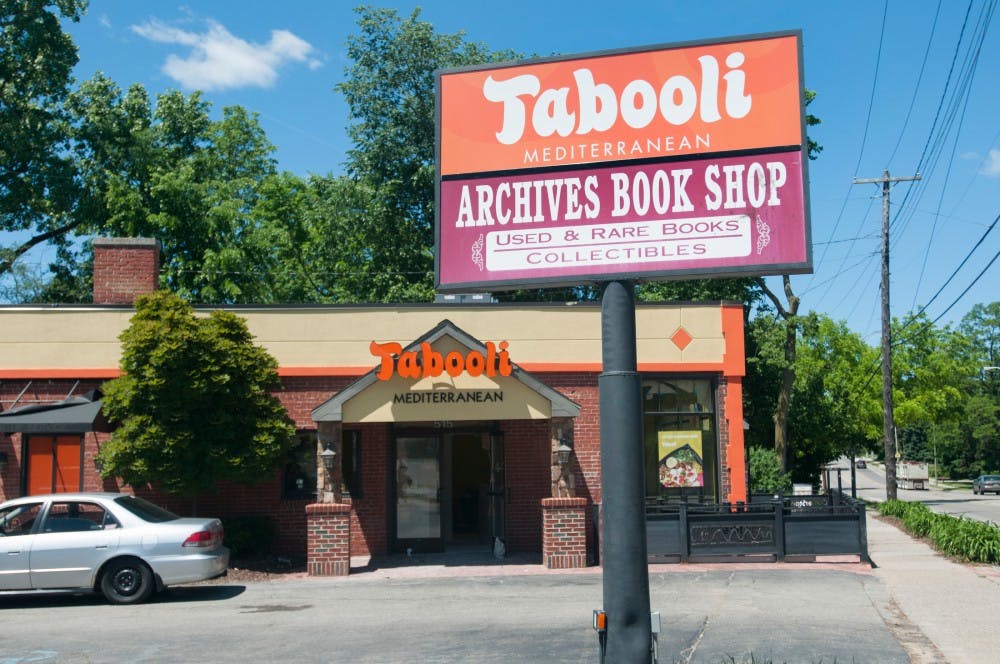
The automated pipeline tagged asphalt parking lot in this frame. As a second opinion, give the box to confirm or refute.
[1,565,911,664]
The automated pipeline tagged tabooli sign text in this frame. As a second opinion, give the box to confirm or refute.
[436,31,810,292]
[370,341,513,381]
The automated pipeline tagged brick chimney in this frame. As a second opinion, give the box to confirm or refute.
[92,238,161,305]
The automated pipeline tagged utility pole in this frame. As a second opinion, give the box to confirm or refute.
[853,170,920,502]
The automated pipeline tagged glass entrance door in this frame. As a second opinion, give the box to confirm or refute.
[395,436,443,552]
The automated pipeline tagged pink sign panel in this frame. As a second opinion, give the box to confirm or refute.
[437,151,809,289]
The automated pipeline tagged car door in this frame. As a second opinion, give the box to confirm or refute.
[28,500,121,590]
[0,502,44,590]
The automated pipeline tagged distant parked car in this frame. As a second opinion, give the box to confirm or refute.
[0,493,229,604]
[855,459,867,469]
[973,475,1000,495]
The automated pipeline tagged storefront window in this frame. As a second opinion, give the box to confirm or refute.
[283,432,318,500]
[282,430,361,500]
[642,378,718,504]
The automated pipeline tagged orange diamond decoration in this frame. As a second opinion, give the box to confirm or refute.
[670,327,693,351]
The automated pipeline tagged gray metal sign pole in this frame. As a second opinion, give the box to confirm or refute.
[599,280,653,662]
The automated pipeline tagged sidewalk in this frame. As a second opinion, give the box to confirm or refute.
[865,513,1000,664]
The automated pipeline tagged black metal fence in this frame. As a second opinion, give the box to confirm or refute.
[632,492,869,564]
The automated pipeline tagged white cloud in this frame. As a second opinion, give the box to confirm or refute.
[131,18,322,91]
[981,149,1000,177]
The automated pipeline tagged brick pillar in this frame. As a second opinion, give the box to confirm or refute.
[306,503,351,576]
[92,237,160,305]
[541,497,588,569]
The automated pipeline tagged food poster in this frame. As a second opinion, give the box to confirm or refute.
[658,431,704,488]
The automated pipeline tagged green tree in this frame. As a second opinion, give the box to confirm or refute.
[333,5,518,301]
[926,303,1000,477]
[0,0,88,276]
[98,291,294,512]
[788,313,880,480]
[33,75,280,303]
[747,312,880,482]
[892,315,969,434]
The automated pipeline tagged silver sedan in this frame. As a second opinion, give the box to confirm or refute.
[0,492,229,604]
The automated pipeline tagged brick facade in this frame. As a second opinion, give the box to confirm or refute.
[1,243,745,571]
[0,368,740,568]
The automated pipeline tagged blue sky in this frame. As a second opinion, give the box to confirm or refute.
[26,1,1000,338]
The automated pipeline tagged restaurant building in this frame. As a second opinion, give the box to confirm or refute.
[0,238,747,572]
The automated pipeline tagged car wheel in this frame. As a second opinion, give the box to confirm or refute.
[100,558,154,605]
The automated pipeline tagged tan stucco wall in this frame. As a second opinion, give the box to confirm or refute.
[0,302,738,376]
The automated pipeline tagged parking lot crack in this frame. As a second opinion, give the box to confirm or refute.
[239,604,313,613]
[676,615,709,664]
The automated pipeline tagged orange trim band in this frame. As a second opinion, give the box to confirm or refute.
[277,367,372,377]
[518,362,731,373]
[0,369,120,379]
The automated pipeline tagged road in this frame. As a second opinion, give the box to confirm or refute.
[827,457,1000,525]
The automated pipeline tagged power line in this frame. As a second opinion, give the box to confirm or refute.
[910,75,976,307]
[909,212,999,320]
[890,0,994,243]
[887,0,943,166]
[806,0,889,292]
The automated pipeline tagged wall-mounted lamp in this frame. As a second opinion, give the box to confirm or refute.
[320,443,338,474]
[557,441,573,468]
[94,455,104,473]
[0,451,8,473]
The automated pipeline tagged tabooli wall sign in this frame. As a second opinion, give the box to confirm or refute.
[370,340,514,381]
[435,31,811,292]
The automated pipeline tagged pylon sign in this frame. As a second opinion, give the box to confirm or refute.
[435,31,811,292]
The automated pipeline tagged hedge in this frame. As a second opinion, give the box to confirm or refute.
[221,515,278,558]
[877,499,1000,564]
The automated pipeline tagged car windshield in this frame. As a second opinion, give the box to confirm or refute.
[113,496,180,523]
[984,476,1000,481]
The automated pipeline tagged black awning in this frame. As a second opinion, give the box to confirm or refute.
[0,398,109,434]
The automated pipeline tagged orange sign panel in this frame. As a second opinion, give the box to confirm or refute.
[439,33,803,176]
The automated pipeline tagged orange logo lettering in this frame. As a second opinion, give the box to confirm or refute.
[370,340,513,381]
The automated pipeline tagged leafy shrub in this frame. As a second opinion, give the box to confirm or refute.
[748,446,793,495]
[877,500,1000,564]
[222,516,278,558]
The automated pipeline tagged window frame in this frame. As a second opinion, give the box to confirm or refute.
[282,431,319,501]
[641,376,720,505]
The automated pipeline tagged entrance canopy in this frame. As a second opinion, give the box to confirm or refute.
[312,319,580,424]
[0,393,109,434]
